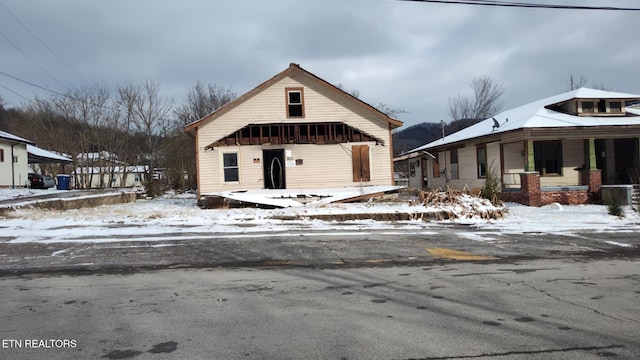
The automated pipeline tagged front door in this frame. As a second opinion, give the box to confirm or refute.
[263,149,286,189]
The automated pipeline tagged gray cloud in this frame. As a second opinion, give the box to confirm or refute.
[1,0,639,128]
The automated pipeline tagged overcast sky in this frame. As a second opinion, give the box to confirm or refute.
[1,0,639,128]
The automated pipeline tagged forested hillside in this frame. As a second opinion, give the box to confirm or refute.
[392,117,483,156]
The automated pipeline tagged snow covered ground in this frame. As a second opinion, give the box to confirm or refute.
[0,188,639,245]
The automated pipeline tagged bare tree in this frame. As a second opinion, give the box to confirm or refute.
[41,84,113,189]
[175,82,236,126]
[448,76,504,121]
[566,74,609,91]
[566,74,588,91]
[117,80,173,190]
[169,82,237,189]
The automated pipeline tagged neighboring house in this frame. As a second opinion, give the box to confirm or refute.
[184,63,403,199]
[400,88,640,206]
[74,165,147,189]
[76,151,119,165]
[0,130,32,188]
[74,151,146,189]
[1,130,73,188]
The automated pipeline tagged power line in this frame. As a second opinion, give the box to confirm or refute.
[0,2,88,83]
[0,30,71,92]
[0,81,33,103]
[397,0,640,11]
[0,70,139,118]
[0,70,66,97]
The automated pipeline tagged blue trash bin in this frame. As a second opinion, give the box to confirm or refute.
[56,174,70,190]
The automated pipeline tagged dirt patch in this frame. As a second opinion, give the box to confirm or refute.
[299,211,455,222]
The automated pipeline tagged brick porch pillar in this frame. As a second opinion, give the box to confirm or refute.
[581,169,602,197]
[520,172,541,207]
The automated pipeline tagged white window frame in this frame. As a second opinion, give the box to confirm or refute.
[581,101,595,113]
[221,151,240,183]
[286,88,304,118]
[609,101,622,113]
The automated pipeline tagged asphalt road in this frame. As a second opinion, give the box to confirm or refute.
[0,225,638,275]
[1,257,638,360]
[1,223,639,359]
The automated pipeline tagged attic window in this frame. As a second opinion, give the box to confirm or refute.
[286,88,304,118]
[582,101,594,113]
[610,101,622,113]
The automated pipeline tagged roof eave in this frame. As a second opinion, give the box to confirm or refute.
[183,63,404,134]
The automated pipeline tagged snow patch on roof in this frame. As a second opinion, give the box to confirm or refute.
[0,130,33,144]
[409,87,640,152]
[27,144,72,162]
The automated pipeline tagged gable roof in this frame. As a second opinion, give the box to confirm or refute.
[27,144,72,164]
[184,63,403,136]
[0,130,34,145]
[408,87,640,153]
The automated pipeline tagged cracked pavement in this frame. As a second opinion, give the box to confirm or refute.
[1,257,638,359]
[1,217,639,359]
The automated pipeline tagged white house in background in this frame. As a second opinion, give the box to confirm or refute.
[400,88,640,206]
[74,165,147,189]
[73,151,149,189]
[184,63,403,199]
[1,130,73,188]
[0,130,32,188]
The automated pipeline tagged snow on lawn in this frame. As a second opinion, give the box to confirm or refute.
[0,187,66,201]
[477,202,640,234]
[0,189,639,245]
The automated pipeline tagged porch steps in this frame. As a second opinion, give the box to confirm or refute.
[633,185,640,211]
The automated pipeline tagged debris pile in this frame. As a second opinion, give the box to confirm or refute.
[411,189,507,220]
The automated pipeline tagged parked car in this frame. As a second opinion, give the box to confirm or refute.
[43,175,56,189]
[27,173,55,189]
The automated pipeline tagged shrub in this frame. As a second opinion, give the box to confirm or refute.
[607,195,624,217]
[145,180,166,198]
[480,163,501,205]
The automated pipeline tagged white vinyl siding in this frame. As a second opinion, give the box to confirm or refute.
[195,75,394,194]
[198,142,387,193]
[196,77,390,150]
[502,142,525,187]
[0,142,28,187]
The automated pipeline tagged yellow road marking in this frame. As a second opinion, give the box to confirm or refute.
[365,259,393,264]
[426,247,497,261]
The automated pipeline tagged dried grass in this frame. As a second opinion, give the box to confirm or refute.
[409,187,507,220]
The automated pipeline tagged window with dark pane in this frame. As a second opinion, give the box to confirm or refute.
[477,145,487,178]
[609,101,622,113]
[222,153,239,182]
[534,141,562,175]
[287,89,304,117]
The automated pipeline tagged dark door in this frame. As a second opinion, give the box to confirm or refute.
[595,139,608,184]
[263,149,286,189]
[614,138,637,184]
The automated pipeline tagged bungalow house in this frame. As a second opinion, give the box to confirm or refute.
[184,63,403,201]
[401,88,640,206]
